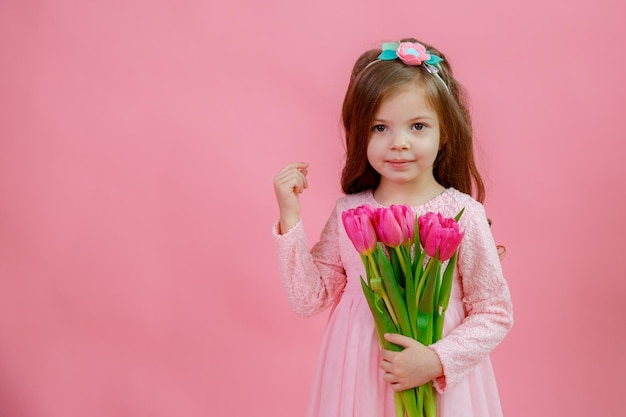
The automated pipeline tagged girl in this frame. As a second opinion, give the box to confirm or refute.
[272,38,513,417]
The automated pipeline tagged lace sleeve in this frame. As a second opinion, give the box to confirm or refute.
[430,202,514,392]
[272,205,347,317]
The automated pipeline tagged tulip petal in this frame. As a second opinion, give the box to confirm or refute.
[375,208,404,247]
[342,206,378,255]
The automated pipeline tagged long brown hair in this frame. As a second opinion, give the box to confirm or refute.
[340,38,485,203]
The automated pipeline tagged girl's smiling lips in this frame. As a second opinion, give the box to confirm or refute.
[386,159,414,168]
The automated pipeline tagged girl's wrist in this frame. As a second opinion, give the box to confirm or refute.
[427,347,444,379]
[278,214,300,235]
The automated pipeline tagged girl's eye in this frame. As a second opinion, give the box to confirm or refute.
[372,125,387,133]
[413,123,426,131]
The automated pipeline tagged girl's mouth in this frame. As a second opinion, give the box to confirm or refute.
[387,160,413,168]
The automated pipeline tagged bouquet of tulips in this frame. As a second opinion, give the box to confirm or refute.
[341,204,465,417]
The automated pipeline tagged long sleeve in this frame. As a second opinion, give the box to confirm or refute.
[430,201,514,392]
[272,205,347,317]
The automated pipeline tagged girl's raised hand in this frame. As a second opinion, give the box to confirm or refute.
[380,333,444,391]
[273,162,309,234]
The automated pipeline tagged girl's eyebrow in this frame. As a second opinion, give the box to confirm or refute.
[407,115,436,121]
[372,115,436,123]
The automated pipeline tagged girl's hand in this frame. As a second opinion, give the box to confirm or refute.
[380,333,444,391]
[273,162,309,234]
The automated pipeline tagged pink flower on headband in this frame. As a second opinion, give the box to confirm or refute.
[396,42,431,66]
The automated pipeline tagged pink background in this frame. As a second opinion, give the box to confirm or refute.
[1,1,624,416]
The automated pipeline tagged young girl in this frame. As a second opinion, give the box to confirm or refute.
[272,38,513,417]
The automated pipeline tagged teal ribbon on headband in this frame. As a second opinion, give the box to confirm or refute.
[378,42,443,67]
[363,42,450,94]
[376,41,449,93]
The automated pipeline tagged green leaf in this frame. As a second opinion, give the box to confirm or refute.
[389,246,404,288]
[397,245,411,286]
[416,254,439,345]
[455,207,465,222]
[360,277,400,351]
[375,248,413,338]
[405,270,418,337]
[432,262,442,319]
[434,250,459,341]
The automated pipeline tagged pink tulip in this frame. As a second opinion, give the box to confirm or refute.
[418,212,464,261]
[374,205,414,248]
[394,205,415,245]
[342,205,377,255]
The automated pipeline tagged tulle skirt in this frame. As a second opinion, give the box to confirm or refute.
[305,280,503,417]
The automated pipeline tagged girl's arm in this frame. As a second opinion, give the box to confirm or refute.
[273,205,346,317]
[272,162,346,317]
[429,202,514,392]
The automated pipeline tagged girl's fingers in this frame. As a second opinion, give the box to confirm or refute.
[273,163,309,234]
[384,333,416,348]
[274,163,309,194]
[277,162,309,178]
[284,161,309,171]
[276,171,305,194]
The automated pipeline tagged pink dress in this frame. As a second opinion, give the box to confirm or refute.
[273,188,513,417]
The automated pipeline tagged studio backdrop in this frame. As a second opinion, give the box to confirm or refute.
[1,1,624,416]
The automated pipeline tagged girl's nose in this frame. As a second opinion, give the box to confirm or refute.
[390,134,410,151]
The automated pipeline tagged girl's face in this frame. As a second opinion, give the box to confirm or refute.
[367,81,441,193]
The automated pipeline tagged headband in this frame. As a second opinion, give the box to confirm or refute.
[365,41,450,94]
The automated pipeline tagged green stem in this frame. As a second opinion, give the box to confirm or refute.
[380,292,399,326]
[415,258,434,309]
[394,392,405,417]
[394,246,410,284]
[367,253,380,280]
[400,388,419,417]
[424,382,437,417]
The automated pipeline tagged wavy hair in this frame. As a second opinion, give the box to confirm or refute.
[340,38,485,203]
